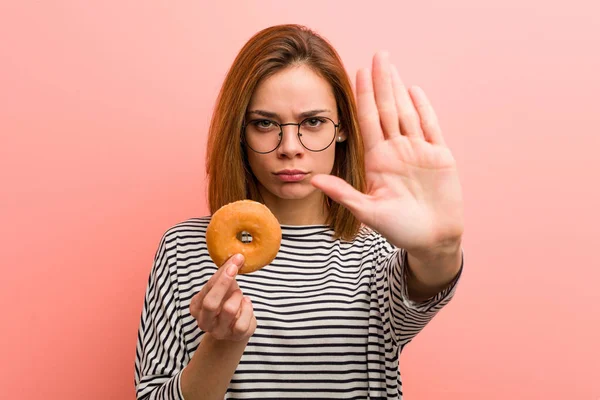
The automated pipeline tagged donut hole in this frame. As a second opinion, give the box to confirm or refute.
[236,230,253,244]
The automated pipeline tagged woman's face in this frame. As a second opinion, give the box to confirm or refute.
[244,64,347,206]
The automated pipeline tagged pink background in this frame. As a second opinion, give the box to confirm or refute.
[2,1,599,398]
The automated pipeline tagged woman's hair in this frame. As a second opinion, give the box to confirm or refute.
[206,24,366,241]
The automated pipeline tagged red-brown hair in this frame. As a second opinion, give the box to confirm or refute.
[205,24,366,241]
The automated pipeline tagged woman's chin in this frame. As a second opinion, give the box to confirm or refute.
[272,185,320,201]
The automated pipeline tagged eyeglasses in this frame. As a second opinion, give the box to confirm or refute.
[242,116,340,154]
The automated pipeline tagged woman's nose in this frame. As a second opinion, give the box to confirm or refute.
[276,124,304,157]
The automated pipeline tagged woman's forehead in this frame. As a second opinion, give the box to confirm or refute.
[247,65,337,116]
[246,108,334,120]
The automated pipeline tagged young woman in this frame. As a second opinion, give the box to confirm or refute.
[135,24,465,400]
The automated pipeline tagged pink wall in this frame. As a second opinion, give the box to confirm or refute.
[2,1,599,398]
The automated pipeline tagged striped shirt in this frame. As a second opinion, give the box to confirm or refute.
[134,216,463,399]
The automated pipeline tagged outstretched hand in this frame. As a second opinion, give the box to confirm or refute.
[311,51,464,254]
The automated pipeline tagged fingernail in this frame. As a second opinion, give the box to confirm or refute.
[227,263,237,277]
[232,254,244,266]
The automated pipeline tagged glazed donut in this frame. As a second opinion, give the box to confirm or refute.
[206,200,282,274]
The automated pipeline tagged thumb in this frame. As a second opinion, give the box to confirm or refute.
[310,174,368,216]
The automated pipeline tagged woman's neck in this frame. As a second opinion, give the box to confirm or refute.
[258,189,328,226]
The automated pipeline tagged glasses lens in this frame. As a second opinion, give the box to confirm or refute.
[299,117,336,151]
[244,119,282,153]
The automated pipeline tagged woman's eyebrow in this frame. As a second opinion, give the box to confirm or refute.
[247,109,332,119]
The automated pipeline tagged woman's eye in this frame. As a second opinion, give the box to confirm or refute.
[254,120,274,128]
[305,118,323,127]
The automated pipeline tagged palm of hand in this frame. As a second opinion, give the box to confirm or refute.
[312,51,464,252]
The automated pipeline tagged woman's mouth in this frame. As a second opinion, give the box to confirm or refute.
[274,169,308,182]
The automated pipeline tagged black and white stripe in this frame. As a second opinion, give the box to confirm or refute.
[135,217,462,399]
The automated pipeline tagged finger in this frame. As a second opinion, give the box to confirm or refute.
[372,51,401,140]
[356,67,383,151]
[408,85,446,146]
[191,253,244,313]
[214,289,244,337]
[195,282,241,332]
[231,296,256,340]
[190,273,220,319]
[311,174,369,219]
[190,291,203,319]
[197,257,243,329]
[390,64,423,139]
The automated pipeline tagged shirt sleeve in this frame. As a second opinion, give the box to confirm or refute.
[375,239,464,347]
[134,231,187,400]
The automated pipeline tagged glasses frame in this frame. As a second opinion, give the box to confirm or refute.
[242,116,341,154]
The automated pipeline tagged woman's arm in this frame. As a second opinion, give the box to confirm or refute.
[181,254,257,400]
[373,241,463,347]
[180,334,249,400]
[405,238,463,302]
[135,232,189,399]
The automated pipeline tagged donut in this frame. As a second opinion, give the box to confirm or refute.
[206,200,282,274]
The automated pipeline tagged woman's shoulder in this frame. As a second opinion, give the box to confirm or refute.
[353,225,398,255]
[159,215,212,243]
[354,224,386,243]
